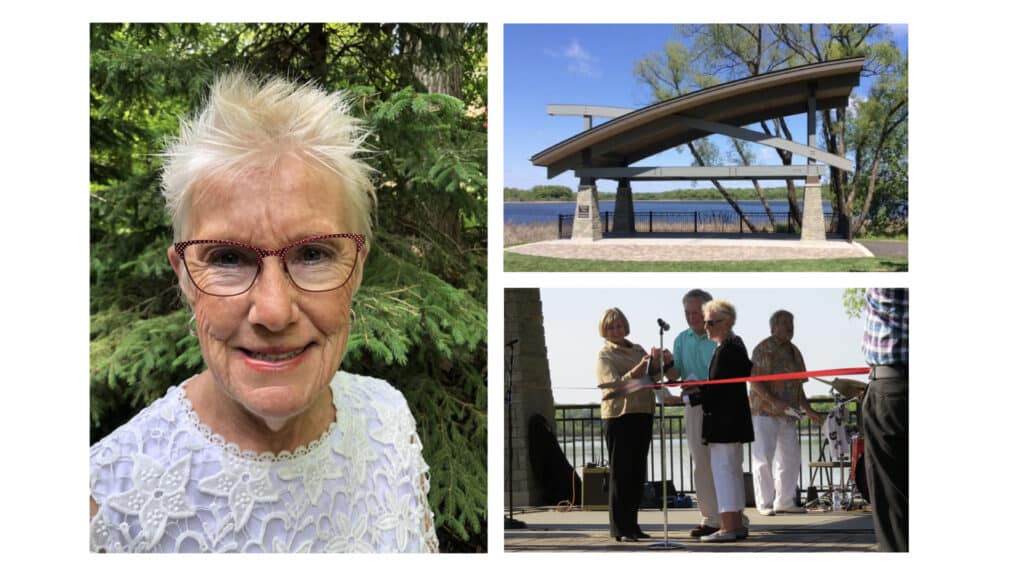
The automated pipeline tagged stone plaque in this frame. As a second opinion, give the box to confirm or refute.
[577,205,590,219]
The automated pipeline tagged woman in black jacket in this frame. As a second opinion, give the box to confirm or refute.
[699,299,755,542]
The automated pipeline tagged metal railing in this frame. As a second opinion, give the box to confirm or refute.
[557,210,836,239]
[554,398,860,499]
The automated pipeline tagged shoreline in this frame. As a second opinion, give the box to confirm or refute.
[505,198,801,204]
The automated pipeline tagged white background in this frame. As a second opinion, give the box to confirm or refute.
[1,0,1018,572]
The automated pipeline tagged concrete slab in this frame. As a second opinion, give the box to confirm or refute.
[505,507,877,552]
[505,237,873,262]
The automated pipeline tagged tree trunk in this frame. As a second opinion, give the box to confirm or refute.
[306,23,329,87]
[762,119,802,228]
[405,24,467,244]
[688,142,756,232]
[413,24,464,99]
[823,109,852,239]
[730,137,776,231]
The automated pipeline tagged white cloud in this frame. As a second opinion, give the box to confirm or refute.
[546,38,601,79]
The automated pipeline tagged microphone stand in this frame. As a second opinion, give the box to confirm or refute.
[649,323,685,550]
[505,339,527,529]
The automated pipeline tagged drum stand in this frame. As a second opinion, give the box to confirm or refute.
[649,325,685,551]
[804,389,865,512]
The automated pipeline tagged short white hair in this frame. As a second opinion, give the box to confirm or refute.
[703,299,737,324]
[161,72,376,241]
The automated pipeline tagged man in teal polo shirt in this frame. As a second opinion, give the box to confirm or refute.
[672,289,724,538]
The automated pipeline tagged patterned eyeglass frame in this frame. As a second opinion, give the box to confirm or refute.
[173,233,366,297]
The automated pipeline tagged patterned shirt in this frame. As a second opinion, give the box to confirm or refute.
[90,372,438,553]
[862,288,909,366]
[749,335,808,418]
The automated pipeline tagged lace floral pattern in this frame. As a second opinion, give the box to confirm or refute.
[90,372,439,553]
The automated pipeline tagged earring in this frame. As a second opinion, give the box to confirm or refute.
[188,313,197,337]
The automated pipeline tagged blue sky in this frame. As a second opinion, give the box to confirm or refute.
[504,24,909,193]
[538,288,871,405]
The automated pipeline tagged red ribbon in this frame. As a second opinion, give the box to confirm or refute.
[620,367,870,393]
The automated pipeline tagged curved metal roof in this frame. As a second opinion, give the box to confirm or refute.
[531,58,865,178]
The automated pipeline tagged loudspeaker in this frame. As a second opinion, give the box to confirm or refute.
[641,479,678,509]
[581,467,609,510]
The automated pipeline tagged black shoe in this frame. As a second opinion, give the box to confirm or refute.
[689,524,719,538]
[614,535,639,542]
[635,531,652,539]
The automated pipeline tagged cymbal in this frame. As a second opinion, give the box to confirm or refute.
[815,377,867,399]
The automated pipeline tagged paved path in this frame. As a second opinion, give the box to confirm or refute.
[859,240,908,258]
[505,237,874,262]
[505,507,877,552]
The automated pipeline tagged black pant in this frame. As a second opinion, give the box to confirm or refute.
[863,375,909,552]
[603,413,653,537]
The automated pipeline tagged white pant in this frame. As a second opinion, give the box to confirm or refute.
[751,415,801,510]
[686,404,719,526]
[709,442,745,514]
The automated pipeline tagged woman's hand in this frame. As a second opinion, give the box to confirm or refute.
[630,355,651,379]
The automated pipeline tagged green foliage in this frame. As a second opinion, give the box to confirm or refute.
[635,25,908,236]
[90,23,487,552]
[843,288,867,319]
[503,185,574,201]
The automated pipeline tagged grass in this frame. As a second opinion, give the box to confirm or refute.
[504,252,908,272]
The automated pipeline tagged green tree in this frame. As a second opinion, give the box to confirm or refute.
[530,185,574,200]
[634,40,758,231]
[634,24,908,237]
[90,23,487,552]
[843,288,867,318]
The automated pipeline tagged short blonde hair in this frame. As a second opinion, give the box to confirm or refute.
[161,72,376,241]
[598,307,630,339]
[702,299,737,326]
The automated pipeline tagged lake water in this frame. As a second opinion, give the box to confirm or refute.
[505,200,832,225]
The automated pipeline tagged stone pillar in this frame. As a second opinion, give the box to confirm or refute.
[802,85,826,242]
[800,178,826,241]
[612,178,635,235]
[504,289,556,509]
[571,181,603,241]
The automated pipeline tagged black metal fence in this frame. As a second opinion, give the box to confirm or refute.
[557,210,837,239]
[554,399,860,499]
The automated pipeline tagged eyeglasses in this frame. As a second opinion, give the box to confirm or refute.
[174,233,365,297]
[704,318,726,327]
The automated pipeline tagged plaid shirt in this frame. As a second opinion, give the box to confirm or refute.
[862,288,909,366]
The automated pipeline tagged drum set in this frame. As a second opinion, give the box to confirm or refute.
[803,377,870,512]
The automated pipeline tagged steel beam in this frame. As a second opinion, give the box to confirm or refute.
[675,116,853,172]
[574,165,828,181]
[546,104,634,119]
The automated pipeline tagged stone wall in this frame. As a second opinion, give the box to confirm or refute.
[503,289,556,508]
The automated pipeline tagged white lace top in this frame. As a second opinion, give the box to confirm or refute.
[89,371,438,553]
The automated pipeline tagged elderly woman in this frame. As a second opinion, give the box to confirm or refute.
[89,73,438,553]
[696,299,755,543]
[596,308,677,542]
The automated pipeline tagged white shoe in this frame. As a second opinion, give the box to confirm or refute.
[774,505,806,514]
[757,507,775,516]
[700,530,738,543]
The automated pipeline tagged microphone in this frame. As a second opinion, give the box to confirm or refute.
[657,318,671,331]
